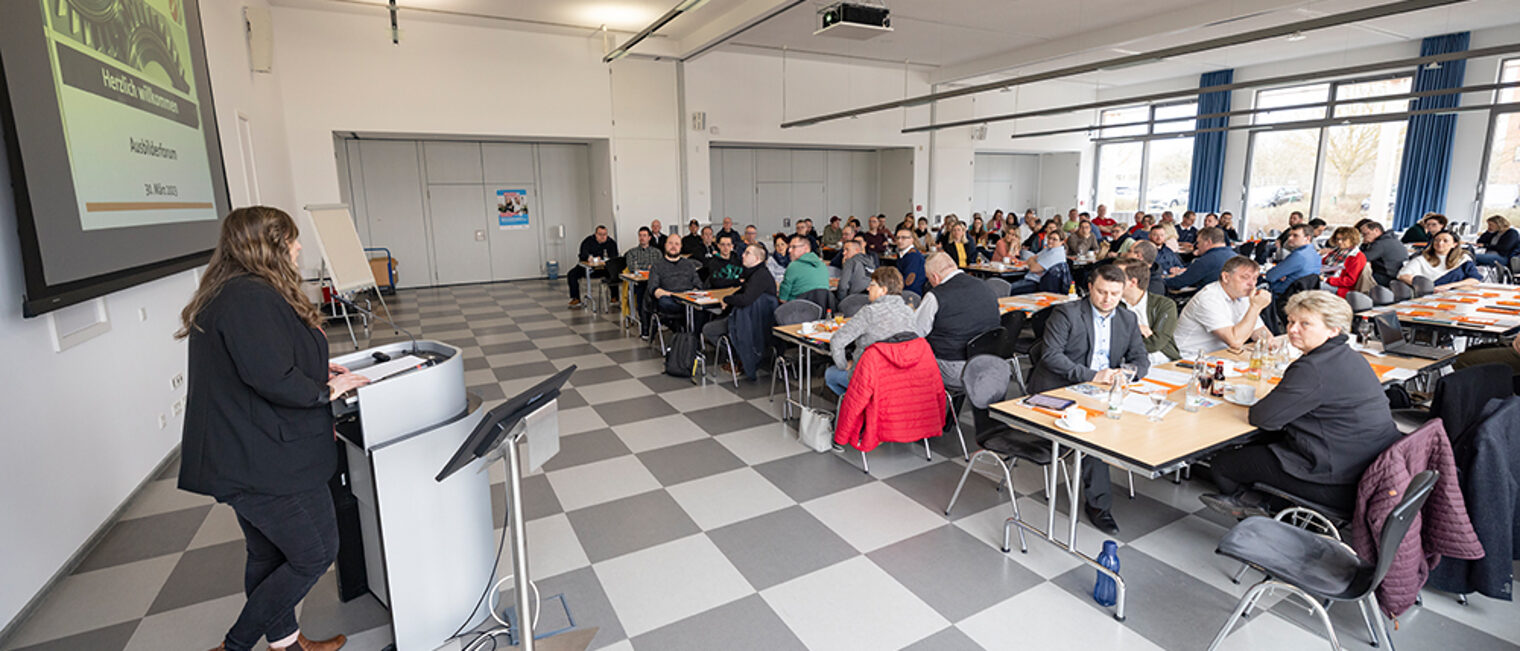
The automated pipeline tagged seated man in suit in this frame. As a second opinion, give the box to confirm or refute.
[1026,263,1150,535]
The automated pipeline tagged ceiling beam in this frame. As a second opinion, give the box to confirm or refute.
[676,0,803,61]
[900,41,1520,134]
[778,0,1467,129]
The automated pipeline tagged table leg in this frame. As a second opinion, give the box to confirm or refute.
[802,347,812,409]
[1068,450,1083,547]
[1046,440,1059,540]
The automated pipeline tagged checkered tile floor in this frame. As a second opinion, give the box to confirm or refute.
[5,279,1518,651]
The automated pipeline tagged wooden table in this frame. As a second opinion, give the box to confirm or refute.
[986,344,1444,621]
[619,271,650,332]
[672,287,739,331]
[997,293,1079,315]
[963,261,1029,278]
[771,321,839,411]
[1359,283,1520,338]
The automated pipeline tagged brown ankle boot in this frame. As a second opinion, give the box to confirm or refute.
[271,632,346,651]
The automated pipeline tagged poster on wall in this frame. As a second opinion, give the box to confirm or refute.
[496,189,529,230]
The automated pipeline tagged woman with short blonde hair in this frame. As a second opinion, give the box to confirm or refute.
[1200,289,1398,518]
[1476,214,1520,267]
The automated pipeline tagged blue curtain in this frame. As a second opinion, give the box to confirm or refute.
[1392,32,1469,231]
[1188,69,1233,213]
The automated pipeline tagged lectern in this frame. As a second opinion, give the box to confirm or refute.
[330,340,495,651]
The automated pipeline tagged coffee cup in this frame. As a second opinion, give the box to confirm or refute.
[801,322,816,335]
[1229,384,1257,404]
[1062,407,1088,427]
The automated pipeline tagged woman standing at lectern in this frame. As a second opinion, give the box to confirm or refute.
[177,206,369,651]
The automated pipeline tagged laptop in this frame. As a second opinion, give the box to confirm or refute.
[1373,312,1453,360]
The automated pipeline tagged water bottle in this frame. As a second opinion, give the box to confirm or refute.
[1106,375,1124,420]
[1093,540,1121,606]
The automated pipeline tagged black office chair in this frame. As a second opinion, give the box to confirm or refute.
[946,354,1065,554]
[939,329,1003,462]
[1411,276,1435,297]
[998,310,1029,395]
[1208,471,1438,651]
[837,293,871,318]
[1392,363,1515,443]
[1269,274,1321,334]
[985,276,1012,297]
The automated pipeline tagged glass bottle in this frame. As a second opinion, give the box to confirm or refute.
[1106,375,1125,420]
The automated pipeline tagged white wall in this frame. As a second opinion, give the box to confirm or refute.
[972,153,1041,215]
[1095,23,1520,229]
[0,0,295,633]
[710,147,879,234]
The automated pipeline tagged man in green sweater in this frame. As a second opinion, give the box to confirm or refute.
[779,234,831,302]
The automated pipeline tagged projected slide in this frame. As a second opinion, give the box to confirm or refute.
[43,0,218,230]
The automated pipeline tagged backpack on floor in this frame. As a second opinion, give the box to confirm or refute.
[664,332,702,381]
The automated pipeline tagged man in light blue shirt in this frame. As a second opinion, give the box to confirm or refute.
[1265,224,1322,294]
[1090,305,1114,373]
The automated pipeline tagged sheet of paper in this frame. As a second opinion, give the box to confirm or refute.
[1382,368,1419,382]
[357,354,428,382]
[1121,393,1172,416]
[1143,368,1193,387]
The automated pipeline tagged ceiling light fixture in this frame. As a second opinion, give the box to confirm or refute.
[603,0,712,62]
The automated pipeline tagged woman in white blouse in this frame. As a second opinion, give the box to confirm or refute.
[1396,230,1481,290]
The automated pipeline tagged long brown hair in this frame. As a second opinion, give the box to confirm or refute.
[1420,230,1464,270]
[176,206,322,338]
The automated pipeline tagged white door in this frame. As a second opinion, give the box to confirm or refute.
[756,182,791,236]
[427,185,493,285]
[488,185,544,281]
[357,141,432,287]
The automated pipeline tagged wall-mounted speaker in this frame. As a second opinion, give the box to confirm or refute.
[244,6,273,73]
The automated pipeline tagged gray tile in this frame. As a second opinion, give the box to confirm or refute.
[682,402,777,437]
[868,525,1044,621]
[295,571,391,640]
[566,490,700,563]
[1050,547,1239,650]
[147,540,245,615]
[493,361,561,382]
[887,460,1010,520]
[463,356,490,371]
[635,439,746,486]
[592,396,677,427]
[542,343,606,359]
[470,383,506,402]
[530,566,628,650]
[752,452,874,504]
[630,594,806,651]
[542,429,633,472]
[568,365,634,388]
[637,373,703,394]
[557,388,589,410]
[491,473,562,524]
[9,621,139,651]
[707,506,858,591]
[516,313,560,323]
[480,341,537,355]
[1271,586,1512,651]
[722,377,777,400]
[604,347,666,364]
[900,626,985,651]
[525,328,574,339]
[75,506,212,574]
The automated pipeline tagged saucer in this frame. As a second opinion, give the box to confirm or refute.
[1222,393,1259,407]
[1055,417,1096,433]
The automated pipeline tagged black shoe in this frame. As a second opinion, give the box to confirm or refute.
[1199,493,1272,520]
[1084,505,1120,536]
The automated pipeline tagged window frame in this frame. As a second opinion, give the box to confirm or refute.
[1473,58,1520,225]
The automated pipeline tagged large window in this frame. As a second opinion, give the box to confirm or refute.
[1479,59,1520,223]
[1092,102,1196,217]
[1096,142,1143,212]
[1243,76,1412,234]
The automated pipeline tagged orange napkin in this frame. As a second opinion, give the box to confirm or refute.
[1142,377,1184,391]
[1455,316,1498,326]
[1402,310,1436,317]
[1368,363,1395,378]
[1029,405,1104,420]
[1432,304,1457,311]
[1478,307,1518,315]
[1497,301,1520,307]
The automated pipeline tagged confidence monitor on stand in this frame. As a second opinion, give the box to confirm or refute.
[437,366,574,651]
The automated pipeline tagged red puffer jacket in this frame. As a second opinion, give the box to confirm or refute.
[835,336,947,452]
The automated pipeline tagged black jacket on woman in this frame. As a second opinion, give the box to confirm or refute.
[180,276,335,498]
[1248,334,1400,485]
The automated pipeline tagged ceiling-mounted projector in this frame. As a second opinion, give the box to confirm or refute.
[815,2,892,39]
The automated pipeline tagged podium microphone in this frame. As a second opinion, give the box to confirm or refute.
[332,295,419,354]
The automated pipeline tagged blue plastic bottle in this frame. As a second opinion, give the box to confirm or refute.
[1093,540,1121,606]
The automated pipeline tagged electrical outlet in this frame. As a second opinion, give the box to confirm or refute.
[158,413,168,429]
[171,373,184,390]
[172,398,184,416]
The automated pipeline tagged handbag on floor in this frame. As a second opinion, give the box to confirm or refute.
[798,407,835,453]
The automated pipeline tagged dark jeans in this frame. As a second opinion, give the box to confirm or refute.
[567,266,607,301]
[1209,442,1357,514]
[221,486,341,651]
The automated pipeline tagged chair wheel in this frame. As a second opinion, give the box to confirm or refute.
[1000,547,1011,553]
[1113,614,1126,622]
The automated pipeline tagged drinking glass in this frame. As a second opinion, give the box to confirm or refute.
[1119,363,1138,384]
[1148,389,1168,422]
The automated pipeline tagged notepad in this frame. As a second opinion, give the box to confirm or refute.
[358,354,429,382]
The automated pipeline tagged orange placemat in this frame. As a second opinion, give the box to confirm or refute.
[1029,405,1105,420]
[1432,304,1457,311]
[1478,307,1518,315]
[1402,310,1436,317]
[1368,363,1395,378]
[1454,316,1499,326]
[1497,301,1520,307]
